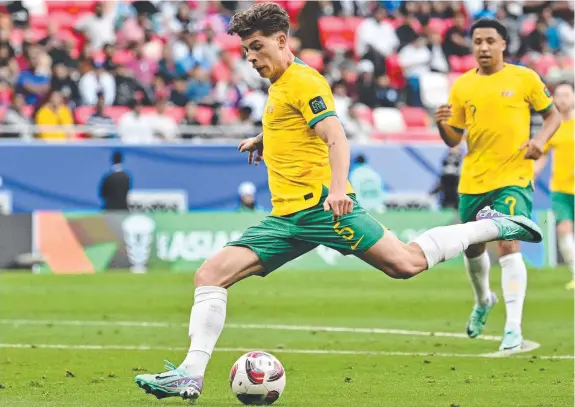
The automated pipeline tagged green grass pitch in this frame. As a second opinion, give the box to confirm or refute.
[0,266,573,407]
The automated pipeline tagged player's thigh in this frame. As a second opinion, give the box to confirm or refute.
[552,192,575,226]
[195,245,264,288]
[458,192,490,223]
[295,194,384,256]
[356,231,428,279]
[217,216,316,284]
[459,193,489,257]
[492,185,533,217]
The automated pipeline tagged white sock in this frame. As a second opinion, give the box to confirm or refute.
[181,286,227,376]
[464,251,492,306]
[558,233,575,276]
[414,219,500,269]
[500,252,527,333]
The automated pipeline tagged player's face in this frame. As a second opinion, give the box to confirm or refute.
[242,31,286,80]
[554,84,574,114]
[472,28,506,69]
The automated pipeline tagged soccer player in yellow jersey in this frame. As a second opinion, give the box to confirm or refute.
[435,19,561,351]
[135,7,546,401]
[535,82,575,289]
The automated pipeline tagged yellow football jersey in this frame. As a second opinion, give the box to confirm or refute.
[545,118,574,194]
[447,64,554,194]
[262,58,354,216]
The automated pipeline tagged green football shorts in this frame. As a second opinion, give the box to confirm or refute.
[226,191,385,275]
[551,192,574,223]
[459,184,533,224]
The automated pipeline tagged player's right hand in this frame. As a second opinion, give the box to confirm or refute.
[238,134,264,166]
[435,104,453,124]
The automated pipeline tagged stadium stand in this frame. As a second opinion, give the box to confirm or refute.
[0,0,572,142]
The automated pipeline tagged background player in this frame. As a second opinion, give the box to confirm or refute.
[135,5,544,402]
[535,82,575,289]
[435,19,561,351]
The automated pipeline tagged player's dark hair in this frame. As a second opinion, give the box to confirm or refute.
[470,18,508,41]
[112,151,123,165]
[227,2,290,38]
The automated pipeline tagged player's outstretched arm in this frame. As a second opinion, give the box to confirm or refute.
[314,116,353,219]
[521,106,561,160]
[435,104,464,147]
[238,133,264,166]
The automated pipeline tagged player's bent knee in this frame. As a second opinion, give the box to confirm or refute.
[465,243,486,258]
[498,240,520,256]
[194,260,226,288]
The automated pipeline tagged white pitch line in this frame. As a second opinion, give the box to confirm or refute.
[0,343,572,360]
[0,318,545,358]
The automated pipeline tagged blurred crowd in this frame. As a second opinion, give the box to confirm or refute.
[0,0,573,142]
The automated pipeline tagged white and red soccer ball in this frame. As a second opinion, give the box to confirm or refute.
[229,351,286,405]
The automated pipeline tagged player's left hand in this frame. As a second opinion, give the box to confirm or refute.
[323,192,353,221]
[520,139,545,160]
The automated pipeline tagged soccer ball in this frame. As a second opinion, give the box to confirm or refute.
[229,351,286,405]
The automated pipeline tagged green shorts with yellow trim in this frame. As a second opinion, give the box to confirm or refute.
[459,184,533,223]
[226,190,385,275]
[551,192,574,223]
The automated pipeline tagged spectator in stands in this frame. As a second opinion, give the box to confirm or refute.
[541,8,561,53]
[79,60,116,106]
[332,80,352,128]
[427,32,449,73]
[162,2,195,35]
[117,97,156,144]
[75,1,116,52]
[344,103,373,143]
[296,1,322,50]
[119,10,153,47]
[51,62,81,109]
[430,2,455,19]
[213,72,244,108]
[443,13,471,58]
[0,41,18,86]
[558,13,574,56]
[126,42,158,87]
[194,27,222,69]
[519,17,550,56]
[399,35,431,106]
[35,90,74,140]
[169,76,188,107]
[186,66,212,103]
[3,93,32,140]
[15,45,50,105]
[99,151,131,211]
[158,45,180,83]
[113,64,146,106]
[374,75,400,108]
[473,1,496,20]
[396,13,419,51]
[5,0,29,29]
[151,97,178,140]
[102,43,117,71]
[237,181,263,212]
[357,60,377,108]
[86,91,116,139]
[180,102,201,139]
[496,6,521,57]
[356,4,398,75]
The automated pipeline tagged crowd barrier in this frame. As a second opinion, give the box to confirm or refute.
[0,210,559,274]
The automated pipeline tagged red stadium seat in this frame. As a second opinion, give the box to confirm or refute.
[75,107,130,124]
[105,107,130,122]
[0,105,7,122]
[318,16,347,47]
[286,0,305,23]
[460,54,477,71]
[534,54,557,76]
[194,106,214,125]
[165,107,185,123]
[113,50,134,65]
[215,33,242,52]
[400,106,429,128]
[46,1,97,14]
[324,36,353,54]
[520,19,537,36]
[385,54,406,88]
[74,106,94,124]
[20,105,34,119]
[299,49,324,72]
[219,107,240,124]
[211,61,232,82]
[354,105,374,125]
